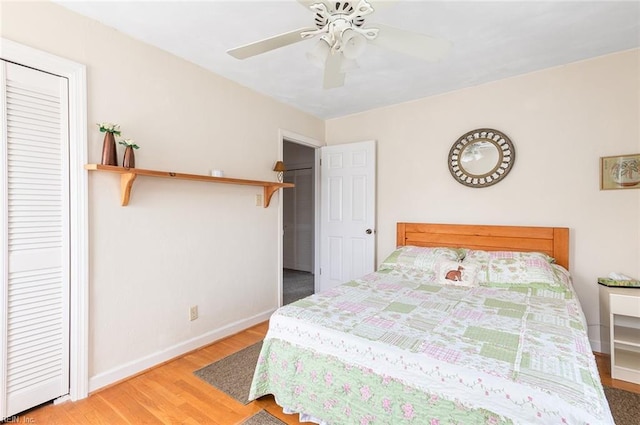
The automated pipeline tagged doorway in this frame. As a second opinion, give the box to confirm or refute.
[282,139,316,304]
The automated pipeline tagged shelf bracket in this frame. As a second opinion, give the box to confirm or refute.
[120,172,137,206]
[264,185,280,208]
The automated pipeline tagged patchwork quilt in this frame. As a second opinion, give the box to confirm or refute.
[249,267,614,425]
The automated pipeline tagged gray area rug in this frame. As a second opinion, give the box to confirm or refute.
[604,386,640,425]
[195,341,639,424]
[241,410,285,425]
[193,341,262,405]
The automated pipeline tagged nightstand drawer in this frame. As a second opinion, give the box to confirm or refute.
[610,293,640,317]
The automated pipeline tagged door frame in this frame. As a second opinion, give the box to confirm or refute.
[0,38,89,401]
[277,129,323,305]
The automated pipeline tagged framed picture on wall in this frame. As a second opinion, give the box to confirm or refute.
[600,153,640,190]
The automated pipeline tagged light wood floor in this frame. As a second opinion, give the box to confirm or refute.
[17,322,640,424]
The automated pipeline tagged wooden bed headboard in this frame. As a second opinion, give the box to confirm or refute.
[396,223,570,270]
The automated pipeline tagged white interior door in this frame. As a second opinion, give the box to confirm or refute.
[1,60,70,418]
[319,140,376,292]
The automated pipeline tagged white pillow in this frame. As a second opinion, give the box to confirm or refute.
[462,249,559,286]
[378,246,464,272]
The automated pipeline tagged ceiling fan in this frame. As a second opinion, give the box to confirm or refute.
[227,0,451,89]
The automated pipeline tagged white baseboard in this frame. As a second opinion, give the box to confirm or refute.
[88,309,275,393]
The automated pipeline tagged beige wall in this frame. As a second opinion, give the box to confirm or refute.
[1,0,324,390]
[326,48,640,349]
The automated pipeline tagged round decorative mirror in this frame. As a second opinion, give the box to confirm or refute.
[448,128,515,188]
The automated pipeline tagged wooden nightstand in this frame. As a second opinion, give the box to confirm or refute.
[599,284,640,384]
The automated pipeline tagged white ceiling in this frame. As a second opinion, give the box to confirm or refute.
[55,0,640,120]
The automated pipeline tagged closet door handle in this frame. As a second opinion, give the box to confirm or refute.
[366,229,373,235]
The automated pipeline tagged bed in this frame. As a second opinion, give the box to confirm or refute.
[249,223,614,424]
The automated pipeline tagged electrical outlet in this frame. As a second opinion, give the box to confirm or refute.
[255,194,263,207]
[189,305,198,321]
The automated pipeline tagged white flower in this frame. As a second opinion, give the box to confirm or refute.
[118,138,140,149]
[97,122,121,135]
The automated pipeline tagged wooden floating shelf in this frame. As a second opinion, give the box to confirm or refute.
[85,164,294,208]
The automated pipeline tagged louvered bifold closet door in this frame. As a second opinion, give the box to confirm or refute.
[1,60,70,419]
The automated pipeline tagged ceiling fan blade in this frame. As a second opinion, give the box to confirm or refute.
[323,52,345,89]
[227,27,315,59]
[369,23,451,62]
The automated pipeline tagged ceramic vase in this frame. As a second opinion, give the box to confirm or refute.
[101,132,118,166]
[122,146,135,169]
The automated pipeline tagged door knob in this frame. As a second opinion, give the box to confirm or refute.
[366,229,373,234]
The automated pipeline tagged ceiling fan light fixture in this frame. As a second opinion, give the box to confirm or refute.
[306,38,331,68]
[341,29,367,59]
